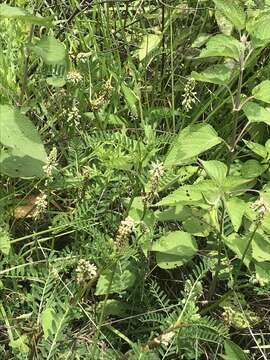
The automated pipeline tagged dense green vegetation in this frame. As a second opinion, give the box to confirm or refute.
[1,0,270,358]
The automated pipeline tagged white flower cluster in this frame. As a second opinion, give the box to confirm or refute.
[76,259,97,284]
[182,78,197,111]
[115,216,135,246]
[67,70,82,84]
[144,161,164,204]
[67,104,81,125]
[33,192,47,219]
[43,147,58,178]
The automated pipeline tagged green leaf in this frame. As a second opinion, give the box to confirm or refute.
[138,33,161,61]
[241,160,267,179]
[191,33,211,48]
[157,185,204,207]
[155,205,189,222]
[213,0,246,30]
[0,228,10,255]
[246,12,270,48]
[201,160,227,186]
[165,124,221,166]
[121,84,138,117]
[223,340,249,360]
[252,232,270,262]
[33,36,67,65]
[225,197,247,232]
[97,299,130,317]
[152,231,198,269]
[95,262,136,295]
[191,64,233,85]
[252,81,270,104]
[0,105,47,178]
[243,102,270,125]
[255,261,270,286]
[46,76,66,87]
[41,307,56,339]
[222,176,255,193]
[183,215,211,237]
[10,335,29,355]
[200,34,243,61]
[0,4,51,26]
[243,139,268,159]
[215,10,233,35]
[265,139,270,158]
[224,233,252,267]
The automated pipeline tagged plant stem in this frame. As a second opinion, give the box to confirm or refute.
[207,199,225,300]
[19,25,34,106]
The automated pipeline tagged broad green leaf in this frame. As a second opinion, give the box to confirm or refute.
[224,233,252,267]
[191,33,211,48]
[0,105,47,177]
[252,81,270,104]
[97,299,130,317]
[46,76,66,87]
[0,150,46,178]
[152,231,198,269]
[241,159,267,179]
[138,33,161,61]
[215,10,233,35]
[223,340,249,360]
[192,64,233,85]
[201,160,227,185]
[156,204,213,235]
[243,102,270,125]
[155,205,189,222]
[10,335,29,355]
[225,197,247,232]
[252,232,270,262]
[95,262,136,295]
[41,307,56,339]
[200,34,243,61]
[255,261,270,286]
[121,84,138,117]
[33,36,67,65]
[243,139,267,159]
[222,176,255,193]
[195,179,222,206]
[213,0,246,30]
[0,4,51,26]
[157,185,204,206]
[246,12,270,48]
[265,139,270,158]
[183,216,211,237]
[165,124,221,166]
[0,228,10,255]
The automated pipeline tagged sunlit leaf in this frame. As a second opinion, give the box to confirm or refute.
[0,105,47,177]
[165,124,221,166]
[200,34,243,61]
[152,231,197,269]
[213,0,246,30]
[225,197,247,232]
[192,64,233,85]
[33,36,67,65]
[252,81,270,104]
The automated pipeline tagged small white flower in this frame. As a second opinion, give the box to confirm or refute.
[33,192,47,219]
[76,259,97,284]
[67,70,82,84]
[43,147,58,178]
[115,216,136,245]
